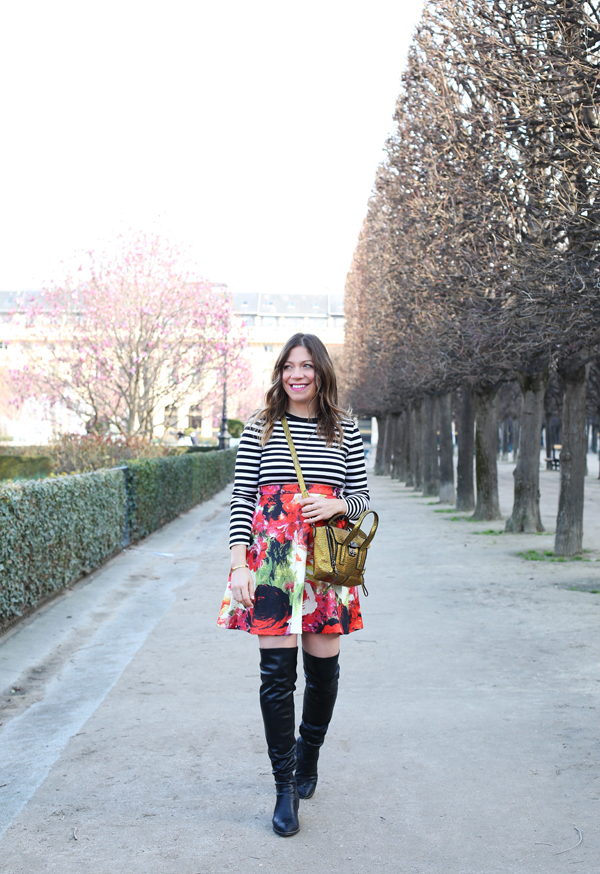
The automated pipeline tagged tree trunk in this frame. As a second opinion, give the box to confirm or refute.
[413,399,424,491]
[422,395,440,497]
[391,411,405,480]
[501,420,510,461]
[513,417,520,462]
[384,413,395,476]
[387,412,400,479]
[405,406,415,487]
[505,371,548,533]
[543,404,553,471]
[555,363,589,556]
[456,386,475,511]
[400,410,409,481]
[438,392,455,504]
[374,415,387,476]
[472,384,502,521]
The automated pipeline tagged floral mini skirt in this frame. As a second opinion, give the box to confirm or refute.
[217,483,363,635]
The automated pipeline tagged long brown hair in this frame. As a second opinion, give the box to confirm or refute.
[253,333,347,447]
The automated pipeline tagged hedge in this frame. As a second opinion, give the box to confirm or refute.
[0,455,53,481]
[0,469,127,622]
[126,447,237,541]
[0,447,237,625]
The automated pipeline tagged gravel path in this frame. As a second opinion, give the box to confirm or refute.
[1,460,599,873]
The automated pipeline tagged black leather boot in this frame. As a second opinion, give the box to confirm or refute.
[296,649,340,800]
[259,647,300,837]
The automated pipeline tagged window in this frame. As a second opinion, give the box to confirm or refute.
[262,317,277,327]
[188,405,202,429]
[264,344,274,352]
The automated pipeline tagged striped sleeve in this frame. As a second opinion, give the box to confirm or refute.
[342,419,370,519]
[229,422,262,547]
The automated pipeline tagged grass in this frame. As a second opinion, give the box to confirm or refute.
[569,587,600,594]
[474,529,504,536]
[518,549,562,562]
[434,508,459,514]
[518,549,591,563]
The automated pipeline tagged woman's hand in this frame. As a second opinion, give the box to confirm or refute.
[231,567,255,608]
[300,495,347,523]
[230,544,255,608]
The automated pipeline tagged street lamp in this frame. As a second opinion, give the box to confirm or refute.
[218,357,230,450]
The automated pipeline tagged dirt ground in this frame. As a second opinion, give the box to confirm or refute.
[1,457,599,873]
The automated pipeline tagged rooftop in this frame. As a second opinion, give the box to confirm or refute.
[0,288,345,317]
[231,292,344,317]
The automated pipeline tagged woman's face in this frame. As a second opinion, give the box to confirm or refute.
[281,346,318,411]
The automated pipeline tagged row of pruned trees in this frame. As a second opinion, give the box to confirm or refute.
[343,0,600,555]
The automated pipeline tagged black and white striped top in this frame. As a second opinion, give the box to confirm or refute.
[229,413,370,547]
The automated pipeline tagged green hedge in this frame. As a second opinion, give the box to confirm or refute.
[0,448,237,625]
[185,445,218,453]
[0,470,127,622]
[0,455,54,481]
[126,447,237,541]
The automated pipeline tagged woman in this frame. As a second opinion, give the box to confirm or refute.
[217,333,369,837]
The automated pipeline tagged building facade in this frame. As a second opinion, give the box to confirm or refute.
[231,290,345,392]
[0,288,348,443]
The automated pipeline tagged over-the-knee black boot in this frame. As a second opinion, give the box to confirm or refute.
[259,647,300,836]
[296,649,339,800]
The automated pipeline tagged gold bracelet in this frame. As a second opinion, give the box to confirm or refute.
[231,563,248,572]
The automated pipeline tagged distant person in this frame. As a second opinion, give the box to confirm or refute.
[217,333,370,836]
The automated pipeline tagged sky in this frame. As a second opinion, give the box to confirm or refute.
[0,0,425,297]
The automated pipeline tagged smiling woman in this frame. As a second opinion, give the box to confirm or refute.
[217,332,370,837]
[282,346,317,413]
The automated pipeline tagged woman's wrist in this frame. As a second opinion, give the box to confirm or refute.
[230,545,248,571]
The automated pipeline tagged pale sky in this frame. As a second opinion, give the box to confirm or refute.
[0,0,424,297]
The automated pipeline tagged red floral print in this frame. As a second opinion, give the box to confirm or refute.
[217,483,364,636]
[247,536,268,571]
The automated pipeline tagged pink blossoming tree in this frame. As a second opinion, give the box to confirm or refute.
[12,232,249,439]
